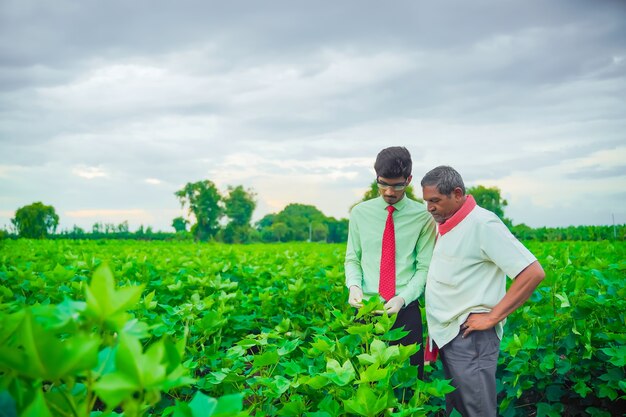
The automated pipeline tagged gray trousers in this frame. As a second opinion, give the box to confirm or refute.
[439,328,500,417]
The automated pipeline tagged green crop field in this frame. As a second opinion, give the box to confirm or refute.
[0,239,624,417]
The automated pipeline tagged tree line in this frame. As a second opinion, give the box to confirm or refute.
[2,181,623,242]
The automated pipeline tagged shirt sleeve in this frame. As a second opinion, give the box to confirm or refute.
[479,215,536,279]
[345,210,364,289]
[397,214,437,305]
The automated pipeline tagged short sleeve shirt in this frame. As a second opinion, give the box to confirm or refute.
[425,205,536,348]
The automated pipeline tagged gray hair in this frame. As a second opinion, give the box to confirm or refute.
[420,165,466,195]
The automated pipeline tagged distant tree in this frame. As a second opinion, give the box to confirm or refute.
[311,222,329,242]
[221,186,256,244]
[255,203,349,243]
[467,185,511,226]
[172,216,189,233]
[92,222,103,234]
[327,218,349,243]
[271,222,288,242]
[175,180,222,241]
[11,202,59,239]
[256,214,275,230]
[224,186,256,226]
[117,221,129,233]
[276,204,328,241]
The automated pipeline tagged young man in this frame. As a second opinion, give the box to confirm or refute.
[345,146,436,379]
[421,165,545,417]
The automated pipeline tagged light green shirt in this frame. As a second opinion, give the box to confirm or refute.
[345,196,436,306]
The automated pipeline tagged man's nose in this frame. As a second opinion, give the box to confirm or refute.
[427,202,435,212]
[384,187,395,196]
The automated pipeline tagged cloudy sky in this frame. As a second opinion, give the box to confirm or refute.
[1,0,625,232]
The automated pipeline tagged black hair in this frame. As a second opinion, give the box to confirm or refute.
[420,165,466,195]
[374,147,412,179]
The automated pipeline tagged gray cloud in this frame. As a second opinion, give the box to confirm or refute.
[1,0,625,230]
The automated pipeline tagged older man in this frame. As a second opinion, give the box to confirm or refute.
[421,165,545,417]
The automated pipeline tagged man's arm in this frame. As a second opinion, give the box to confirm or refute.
[345,212,364,294]
[462,260,545,337]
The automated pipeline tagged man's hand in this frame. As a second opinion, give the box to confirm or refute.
[461,312,498,337]
[374,295,405,315]
[348,285,363,308]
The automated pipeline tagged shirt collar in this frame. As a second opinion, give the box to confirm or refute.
[438,194,476,236]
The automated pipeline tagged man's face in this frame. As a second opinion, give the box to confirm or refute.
[377,175,411,205]
[422,185,464,224]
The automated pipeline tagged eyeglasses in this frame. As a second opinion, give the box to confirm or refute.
[377,179,408,191]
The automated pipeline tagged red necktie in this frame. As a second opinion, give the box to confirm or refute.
[379,205,396,301]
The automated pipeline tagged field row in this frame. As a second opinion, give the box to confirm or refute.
[0,239,624,416]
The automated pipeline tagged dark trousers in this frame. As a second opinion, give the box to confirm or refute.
[439,328,500,417]
[389,300,424,380]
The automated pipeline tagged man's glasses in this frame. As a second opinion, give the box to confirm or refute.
[377,179,408,191]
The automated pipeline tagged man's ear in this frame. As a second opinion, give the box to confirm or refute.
[406,175,413,184]
[453,187,464,199]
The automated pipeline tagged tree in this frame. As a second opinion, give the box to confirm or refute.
[220,186,256,244]
[224,186,256,227]
[11,202,59,239]
[171,216,189,233]
[311,222,329,242]
[175,180,222,241]
[271,222,288,242]
[467,185,511,226]
[327,218,349,243]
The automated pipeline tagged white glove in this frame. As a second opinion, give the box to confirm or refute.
[383,296,405,314]
[348,285,364,308]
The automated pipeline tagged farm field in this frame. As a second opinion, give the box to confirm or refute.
[0,239,624,417]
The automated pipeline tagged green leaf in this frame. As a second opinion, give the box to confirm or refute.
[343,385,388,417]
[0,310,99,380]
[277,338,301,356]
[93,372,138,409]
[302,375,330,390]
[554,293,570,308]
[253,351,279,368]
[277,395,306,416]
[84,264,145,330]
[187,392,244,417]
[21,390,52,417]
[357,363,389,384]
[188,391,218,416]
[573,380,592,398]
[600,346,626,367]
[325,359,355,386]
[317,396,341,416]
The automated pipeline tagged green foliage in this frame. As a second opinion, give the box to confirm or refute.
[2,239,624,416]
[0,240,458,416]
[172,217,189,233]
[494,241,626,416]
[256,204,348,243]
[224,186,256,227]
[0,263,200,417]
[222,186,256,244]
[11,202,59,239]
[511,223,626,241]
[175,180,223,241]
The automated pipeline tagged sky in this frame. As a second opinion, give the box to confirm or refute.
[1,0,625,232]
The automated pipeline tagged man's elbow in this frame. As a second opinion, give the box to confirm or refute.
[530,261,546,285]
